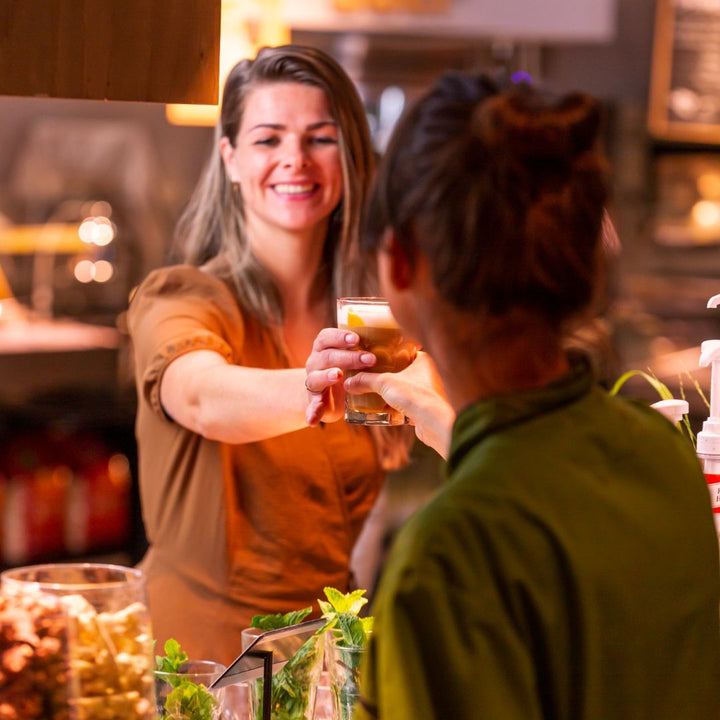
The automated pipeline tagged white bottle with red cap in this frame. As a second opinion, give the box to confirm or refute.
[696,293,720,542]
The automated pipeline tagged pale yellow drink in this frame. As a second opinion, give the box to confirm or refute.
[337,297,417,425]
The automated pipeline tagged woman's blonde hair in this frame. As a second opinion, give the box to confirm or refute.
[175,44,376,329]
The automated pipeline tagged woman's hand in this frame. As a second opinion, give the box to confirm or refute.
[343,351,455,459]
[304,328,377,425]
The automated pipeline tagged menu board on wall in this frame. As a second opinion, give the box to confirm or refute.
[649,0,720,143]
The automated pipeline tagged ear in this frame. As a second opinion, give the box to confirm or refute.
[219,136,237,182]
[381,229,413,291]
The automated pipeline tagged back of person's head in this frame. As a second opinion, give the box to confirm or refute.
[365,70,609,329]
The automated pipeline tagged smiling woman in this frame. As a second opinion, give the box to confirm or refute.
[125,45,410,665]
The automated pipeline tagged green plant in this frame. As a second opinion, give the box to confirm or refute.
[155,638,218,720]
[610,368,702,446]
[318,587,373,647]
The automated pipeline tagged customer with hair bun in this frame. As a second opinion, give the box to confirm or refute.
[314,70,720,718]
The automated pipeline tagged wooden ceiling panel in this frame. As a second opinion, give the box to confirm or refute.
[0,0,220,103]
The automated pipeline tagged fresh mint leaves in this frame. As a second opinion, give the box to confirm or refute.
[319,587,373,648]
[155,638,189,674]
[250,607,312,631]
[155,638,218,720]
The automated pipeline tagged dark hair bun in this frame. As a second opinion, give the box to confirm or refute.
[476,89,602,163]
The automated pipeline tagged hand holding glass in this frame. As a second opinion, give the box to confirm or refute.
[337,297,417,426]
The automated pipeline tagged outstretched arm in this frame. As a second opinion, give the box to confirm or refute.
[160,350,312,444]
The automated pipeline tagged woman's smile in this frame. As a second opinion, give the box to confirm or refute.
[272,182,318,197]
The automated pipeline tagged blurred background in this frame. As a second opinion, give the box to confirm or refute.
[0,0,717,580]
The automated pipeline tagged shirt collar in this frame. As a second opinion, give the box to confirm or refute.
[447,353,595,475]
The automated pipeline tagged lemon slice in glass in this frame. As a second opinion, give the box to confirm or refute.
[346,310,365,327]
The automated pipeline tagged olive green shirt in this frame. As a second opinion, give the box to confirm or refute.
[358,357,720,719]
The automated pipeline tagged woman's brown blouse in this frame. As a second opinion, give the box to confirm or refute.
[127,265,383,665]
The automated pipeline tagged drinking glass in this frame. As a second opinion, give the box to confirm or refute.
[325,631,368,720]
[155,659,229,719]
[336,297,417,425]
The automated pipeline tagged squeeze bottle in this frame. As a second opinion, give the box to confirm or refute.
[696,293,720,540]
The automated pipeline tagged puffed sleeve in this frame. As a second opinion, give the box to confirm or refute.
[127,265,244,419]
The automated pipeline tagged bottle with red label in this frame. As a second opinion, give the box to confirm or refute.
[697,293,720,542]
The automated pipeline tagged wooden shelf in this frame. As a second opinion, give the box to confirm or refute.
[0,0,220,104]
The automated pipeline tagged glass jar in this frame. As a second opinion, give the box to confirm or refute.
[1,562,156,720]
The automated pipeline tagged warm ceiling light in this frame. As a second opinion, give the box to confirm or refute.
[93,260,115,283]
[0,223,85,254]
[165,104,221,127]
[74,260,95,283]
[78,217,115,246]
[692,200,720,229]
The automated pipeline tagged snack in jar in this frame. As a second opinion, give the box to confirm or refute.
[0,589,73,719]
